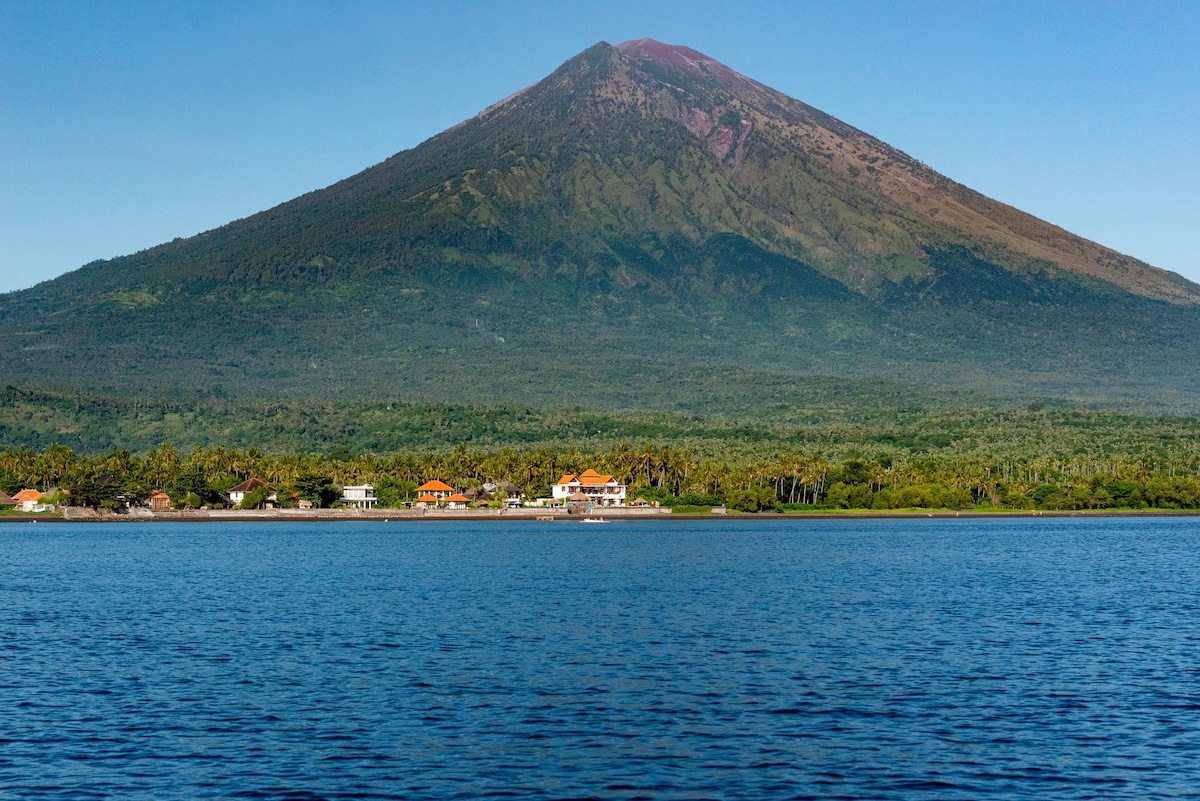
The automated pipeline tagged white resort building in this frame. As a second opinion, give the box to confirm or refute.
[340,485,377,509]
[552,469,627,507]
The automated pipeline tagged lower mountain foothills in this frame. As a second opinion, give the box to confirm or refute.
[1,377,994,456]
[7,241,1200,411]
[6,381,1200,514]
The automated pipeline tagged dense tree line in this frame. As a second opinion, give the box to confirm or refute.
[6,441,1200,513]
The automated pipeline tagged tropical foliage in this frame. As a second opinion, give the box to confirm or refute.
[8,414,1200,512]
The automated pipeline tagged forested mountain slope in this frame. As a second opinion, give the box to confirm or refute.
[2,40,1197,409]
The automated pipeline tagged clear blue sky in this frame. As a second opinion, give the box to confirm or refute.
[2,0,1197,293]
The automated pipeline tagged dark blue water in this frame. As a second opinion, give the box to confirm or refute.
[3,518,1200,799]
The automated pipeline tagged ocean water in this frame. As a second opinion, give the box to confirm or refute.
[3,517,1200,799]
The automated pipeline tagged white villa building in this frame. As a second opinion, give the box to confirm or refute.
[340,485,377,509]
[553,469,627,507]
[228,478,277,507]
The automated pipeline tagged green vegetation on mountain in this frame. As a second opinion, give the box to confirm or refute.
[1,39,1199,411]
[0,378,986,456]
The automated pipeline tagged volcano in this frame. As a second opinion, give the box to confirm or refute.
[2,39,1197,410]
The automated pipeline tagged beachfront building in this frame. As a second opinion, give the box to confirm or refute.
[443,493,470,510]
[340,485,377,509]
[0,491,16,508]
[147,491,171,511]
[13,489,44,512]
[552,470,627,507]
[228,478,277,507]
[416,480,455,500]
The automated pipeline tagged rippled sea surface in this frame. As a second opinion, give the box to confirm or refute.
[4,518,1200,799]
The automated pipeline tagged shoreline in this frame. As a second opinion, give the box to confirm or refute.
[5,508,1200,523]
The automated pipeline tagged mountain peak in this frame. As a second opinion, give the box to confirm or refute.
[616,38,740,84]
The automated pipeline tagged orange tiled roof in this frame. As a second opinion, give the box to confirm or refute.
[417,480,454,492]
[416,493,442,503]
[14,489,43,502]
[444,494,470,503]
[556,470,616,486]
[148,491,169,499]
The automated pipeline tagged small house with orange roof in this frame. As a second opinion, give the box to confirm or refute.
[552,469,626,507]
[147,491,171,511]
[13,489,45,512]
[443,493,470,510]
